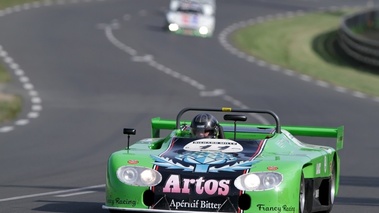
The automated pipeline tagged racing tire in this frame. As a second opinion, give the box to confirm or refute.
[299,172,313,213]
[162,20,170,31]
[319,160,336,213]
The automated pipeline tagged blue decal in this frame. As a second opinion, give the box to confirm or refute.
[152,151,258,173]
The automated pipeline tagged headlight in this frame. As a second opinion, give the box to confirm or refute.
[118,167,138,183]
[262,172,282,188]
[140,169,158,185]
[198,26,209,35]
[243,174,260,190]
[234,172,283,191]
[117,166,162,186]
[168,23,179,32]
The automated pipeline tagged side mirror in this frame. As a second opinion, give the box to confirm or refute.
[223,114,247,140]
[123,128,136,150]
[224,114,247,122]
[123,128,136,135]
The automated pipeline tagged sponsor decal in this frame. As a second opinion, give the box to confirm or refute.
[169,199,223,210]
[267,166,278,171]
[184,139,243,153]
[257,204,296,213]
[191,14,198,25]
[182,14,189,24]
[107,198,137,207]
[127,160,139,164]
[152,153,255,173]
[316,163,321,175]
[163,174,230,195]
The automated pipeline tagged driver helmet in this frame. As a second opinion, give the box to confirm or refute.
[190,113,219,138]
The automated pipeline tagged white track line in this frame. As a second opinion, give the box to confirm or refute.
[0,184,104,202]
[0,0,111,134]
[55,190,97,198]
[103,21,270,124]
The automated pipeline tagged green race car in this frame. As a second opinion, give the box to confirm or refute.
[103,107,344,213]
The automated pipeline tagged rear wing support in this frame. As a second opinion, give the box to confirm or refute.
[151,118,178,138]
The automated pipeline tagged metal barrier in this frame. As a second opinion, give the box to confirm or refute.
[338,8,379,67]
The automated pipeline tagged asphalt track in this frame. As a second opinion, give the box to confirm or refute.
[0,0,378,212]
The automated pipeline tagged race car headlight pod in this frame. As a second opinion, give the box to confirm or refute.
[234,172,283,191]
[199,26,209,35]
[117,166,162,186]
[168,23,179,32]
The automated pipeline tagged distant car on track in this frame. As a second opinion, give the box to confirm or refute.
[103,107,344,213]
[164,0,215,37]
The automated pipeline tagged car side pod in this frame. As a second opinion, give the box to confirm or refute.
[123,128,136,150]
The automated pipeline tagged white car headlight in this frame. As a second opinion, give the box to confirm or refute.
[117,166,162,186]
[262,172,282,188]
[243,174,260,190]
[117,167,138,184]
[198,26,209,35]
[140,169,158,185]
[168,23,179,32]
[234,172,283,191]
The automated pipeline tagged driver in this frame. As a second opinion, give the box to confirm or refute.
[190,113,220,138]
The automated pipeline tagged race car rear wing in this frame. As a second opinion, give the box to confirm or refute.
[151,118,344,151]
[281,125,344,151]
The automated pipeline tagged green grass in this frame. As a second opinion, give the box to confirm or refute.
[0,0,39,8]
[232,9,379,97]
[0,95,22,122]
[0,0,37,123]
[0,65,10,82]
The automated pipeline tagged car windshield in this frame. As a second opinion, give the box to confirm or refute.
[177,4,203,14]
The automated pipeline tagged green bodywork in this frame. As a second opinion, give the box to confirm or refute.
[104,115,344,213]
[171,28,212,37]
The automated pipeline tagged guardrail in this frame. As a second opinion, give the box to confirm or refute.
[338,8,379,67]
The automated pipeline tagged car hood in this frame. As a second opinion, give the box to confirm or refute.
[166,12,214,28]
[149,137,266,211]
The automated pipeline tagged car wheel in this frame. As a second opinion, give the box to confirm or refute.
[319,160,336,213]
[300,172,313,213]
[330,160,336,206]
[163,20,170,31]
[299,173,305,213]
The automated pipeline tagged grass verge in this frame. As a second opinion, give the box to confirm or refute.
[231,9,379,97]
[0,94,22,122]
[0,0,39,9]
[0,0,38,123]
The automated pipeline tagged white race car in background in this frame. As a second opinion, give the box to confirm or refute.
[165,0,215,37]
